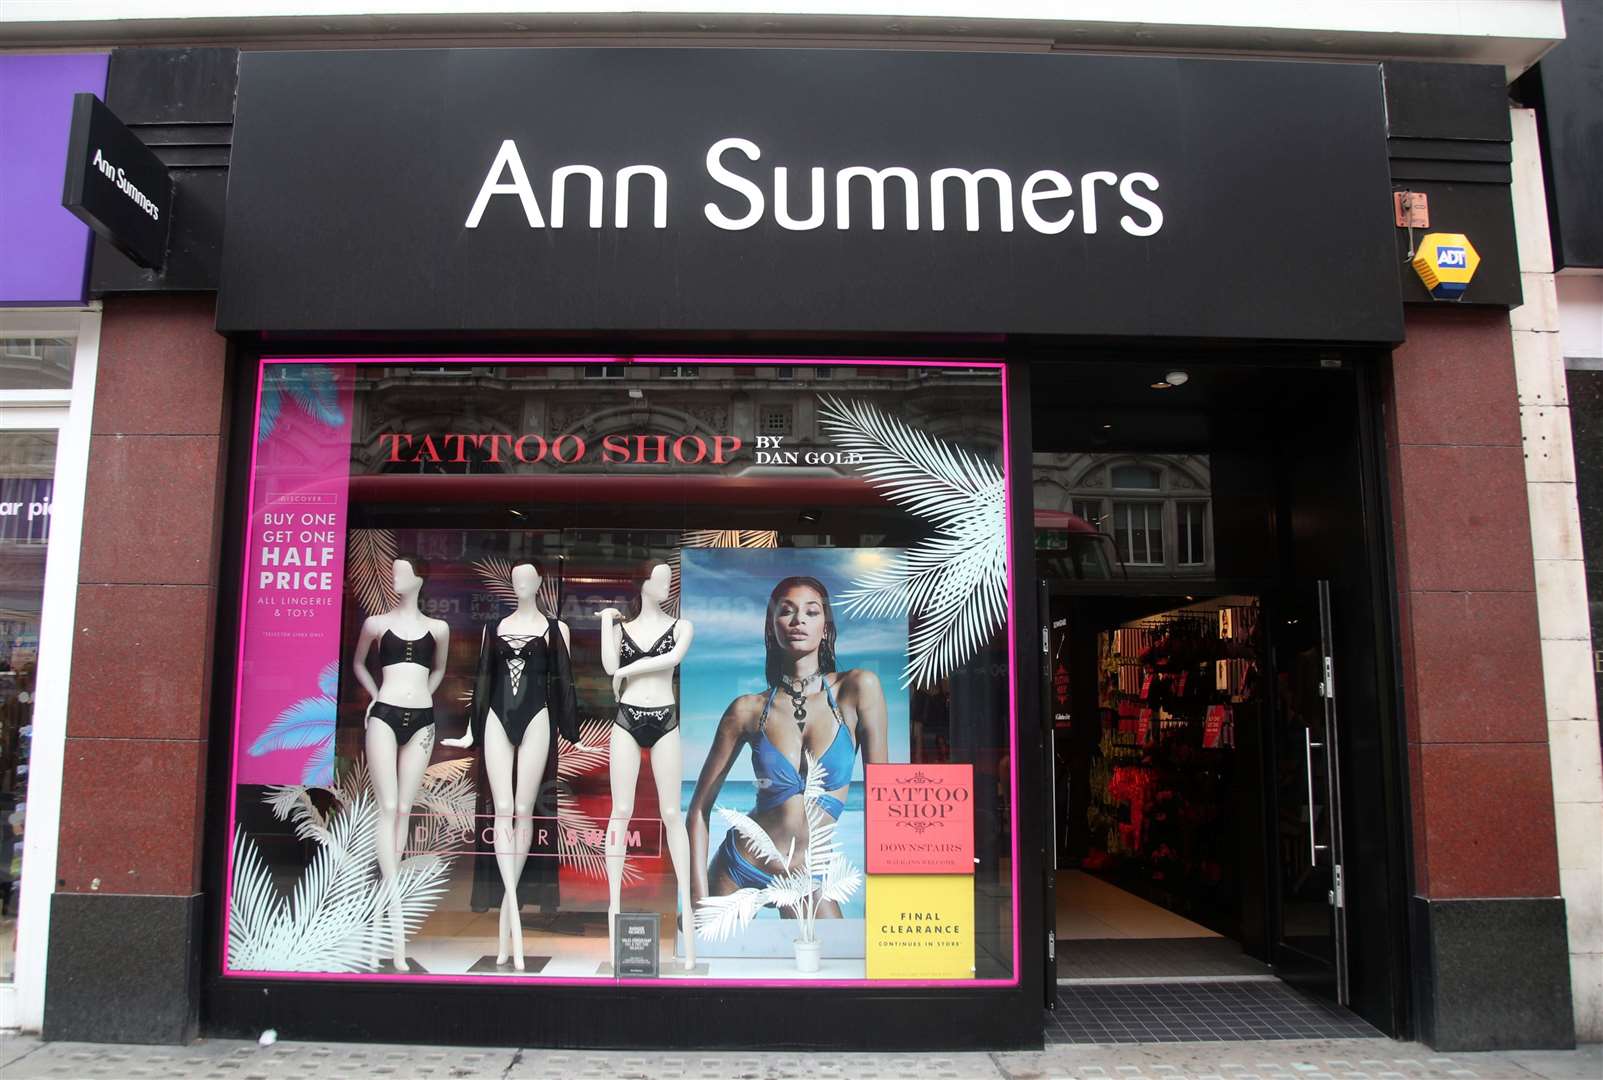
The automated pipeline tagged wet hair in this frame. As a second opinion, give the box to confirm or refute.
[763,575,838,687]
[396,554,430,581]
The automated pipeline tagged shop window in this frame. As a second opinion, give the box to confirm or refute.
[0,430,58,983]
[0,338,74,391]
[1113,501,1164,565]
[223,357,1017,989]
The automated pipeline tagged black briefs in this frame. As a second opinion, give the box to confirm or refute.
[369,701,435,745]
[614,703,679,749]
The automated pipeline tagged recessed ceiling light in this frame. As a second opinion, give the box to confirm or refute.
[1101,423,1113,429]
[1150,381,1172,390]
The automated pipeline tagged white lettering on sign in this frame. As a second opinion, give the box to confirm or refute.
[465,137,1164,237]
[90,147,160,221]
[464,139,668,230]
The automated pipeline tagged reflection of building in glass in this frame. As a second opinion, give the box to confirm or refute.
[353,363,1002,479]
[1033,453,1213,578]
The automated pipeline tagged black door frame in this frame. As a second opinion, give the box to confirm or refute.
[1019,348,1411,1037]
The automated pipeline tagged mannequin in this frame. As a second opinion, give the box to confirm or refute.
[598,563,697,971]
[443,561,573,970]
[350,556,450,969]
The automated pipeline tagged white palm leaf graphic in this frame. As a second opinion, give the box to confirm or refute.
[228,790,451,972]
[346,529,400,616]
[815,394,1007,688]
[694,888,768,942]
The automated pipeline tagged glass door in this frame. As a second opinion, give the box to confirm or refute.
[1268,580,1349,1003]
[0,430,59,984]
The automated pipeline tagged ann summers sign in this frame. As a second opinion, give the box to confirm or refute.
[61,93,172,270]
[217,49,1401,342]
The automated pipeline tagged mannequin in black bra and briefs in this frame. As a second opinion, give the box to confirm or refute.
[598,562,697,971]
[350,555,450,969]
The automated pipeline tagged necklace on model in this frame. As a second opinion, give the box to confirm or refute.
[779,671,823,726]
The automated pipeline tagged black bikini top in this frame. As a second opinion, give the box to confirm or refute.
[378,628,436,669]
[619,619,678,664]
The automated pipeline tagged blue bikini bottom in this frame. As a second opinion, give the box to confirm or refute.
[713,830,777,889]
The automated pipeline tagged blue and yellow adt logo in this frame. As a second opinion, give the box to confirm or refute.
[1412,232,1480,300]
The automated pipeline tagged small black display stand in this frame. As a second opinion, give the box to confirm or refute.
[466,955,552,974]
[612,912,660,977]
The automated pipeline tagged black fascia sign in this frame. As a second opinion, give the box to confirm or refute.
[218,49,1402,342]
[61,93,173,270]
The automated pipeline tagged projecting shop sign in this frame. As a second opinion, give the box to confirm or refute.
[61,93,173,270]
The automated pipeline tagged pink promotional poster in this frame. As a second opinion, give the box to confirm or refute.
[233,364,355,786]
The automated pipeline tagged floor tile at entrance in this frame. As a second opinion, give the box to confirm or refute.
[1057,870,1220,939]
[1060,937,1273,980]
[1046,982,1380,1044]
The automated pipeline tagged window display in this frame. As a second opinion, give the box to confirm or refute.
[223,358,1016,986]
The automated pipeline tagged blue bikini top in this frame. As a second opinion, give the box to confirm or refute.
[752,678,857,818]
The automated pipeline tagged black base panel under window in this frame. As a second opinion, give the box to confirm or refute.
[203,981,1044,1050]
[1046,983,1379,1045]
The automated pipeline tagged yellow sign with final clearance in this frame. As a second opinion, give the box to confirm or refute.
[866,874,975,979]
[1411,232,1480,300]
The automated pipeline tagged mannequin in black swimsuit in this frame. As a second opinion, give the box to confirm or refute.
[442,560,573,970]
[350,556,450,970]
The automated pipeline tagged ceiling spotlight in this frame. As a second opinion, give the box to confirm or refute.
[1164,370,1190,386]
[1150,381,1172,390]
[1100,423,1113,430]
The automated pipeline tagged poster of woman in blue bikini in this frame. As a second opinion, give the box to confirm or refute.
[681,548,907,933]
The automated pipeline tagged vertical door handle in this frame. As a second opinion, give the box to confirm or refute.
[1304,728,1328,865]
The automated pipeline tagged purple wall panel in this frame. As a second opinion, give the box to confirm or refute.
[0,53,108,305]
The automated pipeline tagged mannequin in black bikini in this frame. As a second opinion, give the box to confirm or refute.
[350,556,450,969]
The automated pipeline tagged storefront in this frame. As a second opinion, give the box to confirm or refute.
[34,37,1577,1052]
[186,45,1396,1047]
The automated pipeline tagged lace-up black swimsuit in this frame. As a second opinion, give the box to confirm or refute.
[488,632,550,744]
[613,620,680,748]
[370,629,437,745]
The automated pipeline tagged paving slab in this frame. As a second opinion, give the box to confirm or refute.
[0,1035,1595,1080]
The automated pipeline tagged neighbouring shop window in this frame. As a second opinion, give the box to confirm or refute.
[0,339,73,392]
[0,430,57,982]
[223,357,1016,987]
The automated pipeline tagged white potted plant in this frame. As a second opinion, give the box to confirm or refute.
[694,755,863,973]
